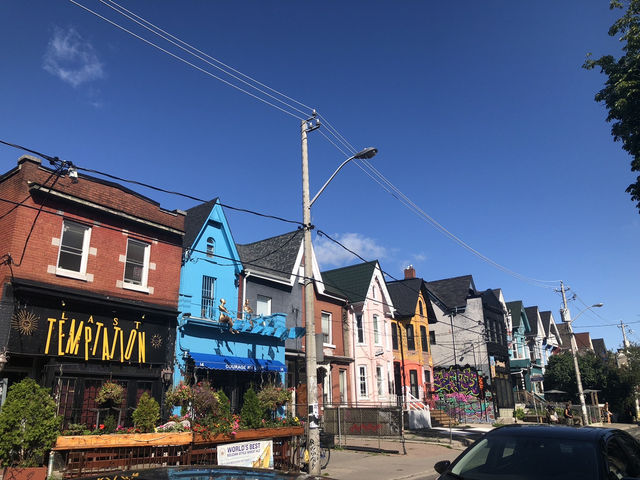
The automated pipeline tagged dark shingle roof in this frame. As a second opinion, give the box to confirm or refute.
[524,306,540,336]
[539,311,553,337]
[321,261,378,302]
[507,301,531,332]
[575,332,592,351]
[425,275,475,311]
[592,338,607,358]
[183,198,219,249]
[555,322,573,348]
[236,230,303,281]
[387,278,424,318]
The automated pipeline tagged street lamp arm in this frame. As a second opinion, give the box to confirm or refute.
[309,147,378,207]
[569,303,604,323]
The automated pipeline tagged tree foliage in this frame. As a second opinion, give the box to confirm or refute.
[240,388,266,429]
[0,378,61,467]
[544,350,638,421]
[584,0,640,212]
[132,392,160,433]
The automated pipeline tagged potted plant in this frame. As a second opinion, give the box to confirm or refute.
[96,381,124,406]
[0,378,61,480]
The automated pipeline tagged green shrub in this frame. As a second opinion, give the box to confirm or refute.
[103,414,117,434]
[132,392,160,433]
[240,388,265,429]
[0,378,61,467]
[514,408,526,421]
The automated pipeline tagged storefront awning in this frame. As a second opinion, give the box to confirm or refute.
[190,352,285,373]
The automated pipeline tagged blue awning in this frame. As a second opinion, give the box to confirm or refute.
[190,352,285,373]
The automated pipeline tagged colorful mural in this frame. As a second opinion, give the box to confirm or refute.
[435,396,495,423]
[433,365,479,396]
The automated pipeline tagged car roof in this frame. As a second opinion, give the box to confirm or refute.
[488,424,621,442]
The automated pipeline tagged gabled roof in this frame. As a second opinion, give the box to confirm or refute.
[575,332,593,351]
[387,277,425,318]
[539,311,553,337]
[524,306,541,336]
[506,301,530,332]
[236,230,303,282]
[592,338,607,358]
[425,275,475,311]
[555,322,573,348]
[321,261,378,302]
[184,198,219,249]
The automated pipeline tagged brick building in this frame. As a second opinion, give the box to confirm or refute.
[0,156,184,428]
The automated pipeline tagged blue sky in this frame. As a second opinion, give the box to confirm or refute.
[1,1,638,350]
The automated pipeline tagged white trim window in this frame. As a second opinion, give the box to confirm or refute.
[358,365,368,398]
[376,365,384,396]
[256,295,272,316]
[57,220,91,279]
[373,314,381,345]
[356,313,365,344]
[123,238,150,290]
[321,311,332,345]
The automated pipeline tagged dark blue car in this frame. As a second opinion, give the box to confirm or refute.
[434,425,640,480]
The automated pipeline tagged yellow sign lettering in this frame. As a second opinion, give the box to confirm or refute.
[58,320,65,356]
[45,318,57,354]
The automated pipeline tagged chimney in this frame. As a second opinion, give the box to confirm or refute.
[404,265,416,279]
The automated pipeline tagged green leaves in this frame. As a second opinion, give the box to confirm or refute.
[0,378,61,467]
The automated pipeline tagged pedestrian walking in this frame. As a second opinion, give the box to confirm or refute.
[602,402,612,423]
[564,402,574,426]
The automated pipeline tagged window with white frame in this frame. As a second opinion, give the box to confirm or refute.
[358,365,368,398]
[206,237,215,258]
[321,311,332,344]
[201,275,215,319]
[376,365,384,396]
[356,313,365,344]
[256,295,271,316]
[124,238,150,288]
[373,315,381,345]
[57,220,91,277]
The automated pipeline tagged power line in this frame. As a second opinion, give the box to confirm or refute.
[68,0,309,121]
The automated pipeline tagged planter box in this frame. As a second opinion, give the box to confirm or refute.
[54,426,304,450]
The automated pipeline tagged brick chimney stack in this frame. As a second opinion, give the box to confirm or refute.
[404,265,416,279]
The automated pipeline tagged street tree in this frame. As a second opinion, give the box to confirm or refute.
[584,0,640,213]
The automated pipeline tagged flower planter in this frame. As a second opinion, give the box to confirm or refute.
[54,426,304,450]
[2,466,47,480]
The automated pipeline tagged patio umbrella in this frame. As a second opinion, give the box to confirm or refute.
[544,389,567,394]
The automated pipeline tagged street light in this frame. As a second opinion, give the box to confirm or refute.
[301,115,377,475]
[565,302,603,426]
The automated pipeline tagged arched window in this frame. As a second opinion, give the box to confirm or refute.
[418,301,424,316]
[206,237,215,258]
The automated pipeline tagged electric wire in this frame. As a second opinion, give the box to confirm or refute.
[98,0,312,119]
[68,0,306,121]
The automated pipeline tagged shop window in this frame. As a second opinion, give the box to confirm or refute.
[391,323,399,350]
[322,311,332,345]
[201,275,215,318]
[256,295,271,316]
[57,220,91,278]
[358,365,368,398]
[124,238,150,289]
[206,237,215,258]
[356,313,365,344]
[406,324,415,351]
[373,315,381,345]
[420,325,429,352]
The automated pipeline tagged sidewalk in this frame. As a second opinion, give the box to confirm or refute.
[322,437,461,480]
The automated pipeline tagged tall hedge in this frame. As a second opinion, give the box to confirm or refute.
[0,378,61,466]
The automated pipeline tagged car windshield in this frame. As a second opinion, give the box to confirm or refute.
[449,434,599,480]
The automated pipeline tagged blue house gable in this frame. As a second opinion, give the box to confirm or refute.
[174,199,289,411]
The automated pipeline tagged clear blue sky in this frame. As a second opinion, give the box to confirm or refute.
[1,1,637,350]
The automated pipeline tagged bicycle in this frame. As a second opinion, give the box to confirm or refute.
[298,429,331,471]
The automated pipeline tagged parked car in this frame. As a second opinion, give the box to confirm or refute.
[433,424,640,480]
[75,466,320,480]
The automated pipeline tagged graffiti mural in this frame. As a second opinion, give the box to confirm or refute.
[433,365,479,396]
[435,397,495,423]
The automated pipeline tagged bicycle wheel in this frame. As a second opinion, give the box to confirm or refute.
[320,447,330,470]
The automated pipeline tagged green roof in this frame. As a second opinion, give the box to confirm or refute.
[321,261,378,303]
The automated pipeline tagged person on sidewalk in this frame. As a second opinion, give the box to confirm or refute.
[564,402,574,426]
[602,402,612,423]
[546,404,558,424]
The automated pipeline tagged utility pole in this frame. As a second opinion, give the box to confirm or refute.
[559,281,589,426]
[618,319,630,350]
[301,115,320,475]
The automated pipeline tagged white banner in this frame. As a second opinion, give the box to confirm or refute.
[217,440,273,469]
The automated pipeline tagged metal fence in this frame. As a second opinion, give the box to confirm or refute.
[321,405,403,450]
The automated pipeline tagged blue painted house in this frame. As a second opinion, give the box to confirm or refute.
[506,301,539,394]
[174,199,288,411]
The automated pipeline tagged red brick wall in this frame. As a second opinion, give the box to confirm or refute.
[0,157,184,309]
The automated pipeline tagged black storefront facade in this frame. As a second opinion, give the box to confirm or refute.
[0,278,177,429]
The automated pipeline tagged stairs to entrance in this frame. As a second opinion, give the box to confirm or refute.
[430,408,459,427]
